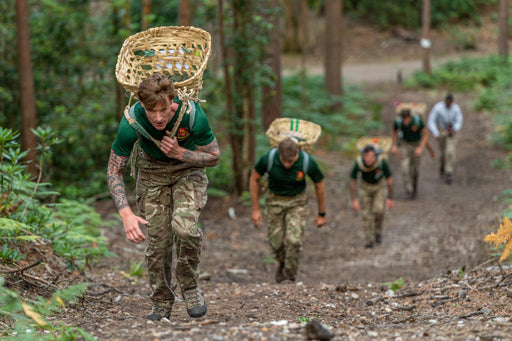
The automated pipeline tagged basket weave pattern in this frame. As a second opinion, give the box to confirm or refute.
[266,118,321,154]
[356,136,392,156]
[395,102,427,117]
[115,26,211,99]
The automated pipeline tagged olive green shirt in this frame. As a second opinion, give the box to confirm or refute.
[111,100,215,161]
[350,159,392,184]
[254,150,324,197]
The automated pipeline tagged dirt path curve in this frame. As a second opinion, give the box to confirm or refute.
[82,74,512,340]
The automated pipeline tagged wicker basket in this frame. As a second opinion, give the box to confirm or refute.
[266,118,321,154]
[115,26,211,99]
[395,102,427,118]
[356,136,392,157]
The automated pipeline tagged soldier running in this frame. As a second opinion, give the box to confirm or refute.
[107,73,220,321]
[350,145,394,248]
[391,108,432,199]
[249,138,326,283]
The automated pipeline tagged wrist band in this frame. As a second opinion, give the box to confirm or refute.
[318,212,326,217]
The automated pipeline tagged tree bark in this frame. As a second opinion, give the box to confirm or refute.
[324,0,343,109]
[180,0,190,26]
[422,0,431,74]
[262,0,282,130]
[141,0,151,30]
[498,0,509,59]
[15,0,37,177]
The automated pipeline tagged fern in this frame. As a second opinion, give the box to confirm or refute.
[0,277,95,340]
[484,217,512,263]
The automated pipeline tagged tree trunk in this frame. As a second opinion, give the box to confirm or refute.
[15,0,37,177]
[141,0,151,30]
[324,0,343,109]
[180,0,190,26]
[498,0,509,59]
[300,0,308,106]
[262,0,282,130]
[422,0,431,75]
[113,1,131,120]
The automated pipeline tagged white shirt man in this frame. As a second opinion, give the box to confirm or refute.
[427,94,463,184]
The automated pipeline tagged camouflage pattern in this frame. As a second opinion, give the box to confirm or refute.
[400,141,421,194]
[266,191,308,280]
[135,150,207,309]
[359,180,387,243]
[438,131,457,174]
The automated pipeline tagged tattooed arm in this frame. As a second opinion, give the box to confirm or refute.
[107,149,147,243]
[159,135,220,167]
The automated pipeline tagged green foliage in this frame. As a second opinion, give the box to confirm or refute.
[282,73,382,148]
[0,277,96,340]
[129,261,145,277]
[0,244,24,264]
[298,314,317,323]
[0,126,115,270]
[381,277,405,292]
[344,0,493,29]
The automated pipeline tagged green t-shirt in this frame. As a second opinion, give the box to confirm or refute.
[393,116,424,143]
[254,150,324,197]
[111,99,215,161]
[350,158,392,184]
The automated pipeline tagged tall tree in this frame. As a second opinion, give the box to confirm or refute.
[141,0,151,30]
[15,0,37,176]
[498,0,509,59]
[421,0,431,75]
[262,0,282,130]
[324,0,343,109]
[180,0,190,26]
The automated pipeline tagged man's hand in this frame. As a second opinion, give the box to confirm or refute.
[315,216,327,228]
[352,199,360,212]
[414,146,423,157]
[120,208,148,244]
[391,145,399,155]
[251,209,263,228]
[386,198,394,210]
[160,132,182,158]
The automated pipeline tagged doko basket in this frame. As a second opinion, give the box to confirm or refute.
[115,26,211,100]
[395,102,427,118]
[356,136,392,158]
[266,118,322,154]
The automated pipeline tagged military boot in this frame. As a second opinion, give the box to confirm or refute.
[183,287,207,318]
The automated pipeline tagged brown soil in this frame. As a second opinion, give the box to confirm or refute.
[6,17,512,341]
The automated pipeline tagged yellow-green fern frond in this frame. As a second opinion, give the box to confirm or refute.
[484,217,512,247]
[485,217,512,263]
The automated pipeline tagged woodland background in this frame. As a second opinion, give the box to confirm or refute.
[2,0,512,339]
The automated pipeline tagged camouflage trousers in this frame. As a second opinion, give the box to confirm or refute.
[136,151,208,309]
[359,180,387,243]
[400,141,421,195]
[438,131,457,174]
[266,191,308,281]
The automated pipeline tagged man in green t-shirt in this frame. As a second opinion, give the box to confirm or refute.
[350,145,394,248]
[391,109,431,199]
[249,138,326,283]
[107,73,220,321]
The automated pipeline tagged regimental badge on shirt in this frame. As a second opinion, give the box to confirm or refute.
[296,171,305,181]
[176,127,191,141]
[412,125,418,132]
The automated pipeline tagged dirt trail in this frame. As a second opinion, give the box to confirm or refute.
[72,77,512,340]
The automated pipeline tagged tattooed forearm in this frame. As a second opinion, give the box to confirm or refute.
[107,149,130,211]
[182,138,220,167]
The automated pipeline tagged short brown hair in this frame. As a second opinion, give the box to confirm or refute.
[278,138,299,161]
[137,73,178,110]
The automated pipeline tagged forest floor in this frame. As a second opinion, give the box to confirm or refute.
[7,18,512,341]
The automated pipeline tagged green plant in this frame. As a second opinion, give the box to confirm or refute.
[382,277,405,292]
[298,314,317,323]
[0,277,96,340]
[129,261,145,277]
[0,244,24,264]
